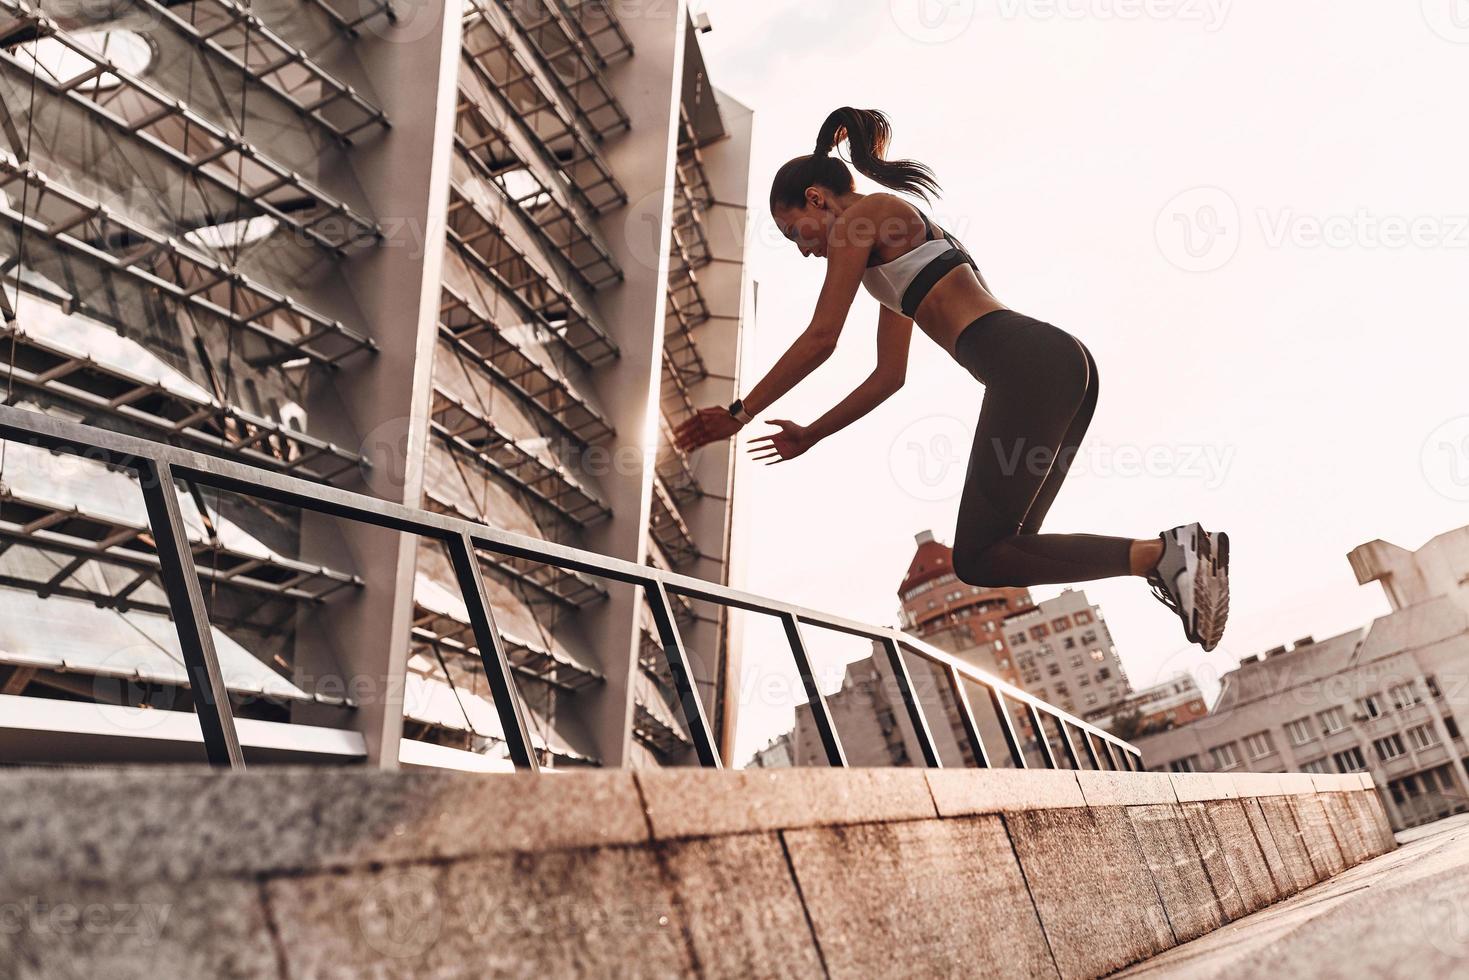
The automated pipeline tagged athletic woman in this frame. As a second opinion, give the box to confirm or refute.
[674,108,1229,650]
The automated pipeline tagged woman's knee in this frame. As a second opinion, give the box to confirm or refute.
[952,539,1013,588]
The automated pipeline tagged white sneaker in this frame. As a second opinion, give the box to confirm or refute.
[1148,522,1230,651]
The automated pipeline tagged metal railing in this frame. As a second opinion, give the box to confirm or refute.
[0,405,1144,774]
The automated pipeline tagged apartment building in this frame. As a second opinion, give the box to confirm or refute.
[1137,526,1469,830]
[1002,588,1132,722]
[0,1,752,771]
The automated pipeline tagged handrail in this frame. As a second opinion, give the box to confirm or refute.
[0,404,1145,773]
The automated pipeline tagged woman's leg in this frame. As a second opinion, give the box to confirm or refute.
[951,332,1139,588]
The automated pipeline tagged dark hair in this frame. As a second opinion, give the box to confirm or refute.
[769,108,941,210]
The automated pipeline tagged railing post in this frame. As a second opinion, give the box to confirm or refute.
[1101,738,1121,771]
[1052,715,1080,770]
[136,459,244,769]
[988,687,1027,768]
[946,665,990,768]
[880,636,940,768]
[647,578,721,767]
[449,533,538,772]
[1027,703,1058,769]
[1080,729,1102,770]
[780,613,846,767]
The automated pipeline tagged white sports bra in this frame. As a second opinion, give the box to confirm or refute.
[861,211,981,318]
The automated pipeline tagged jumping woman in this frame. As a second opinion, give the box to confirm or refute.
[674,108,1229,651]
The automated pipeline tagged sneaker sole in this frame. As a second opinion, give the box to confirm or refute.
[1201,531,1231,651]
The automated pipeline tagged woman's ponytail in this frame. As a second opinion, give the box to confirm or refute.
[816,108,941,200]
[769,108,941,209]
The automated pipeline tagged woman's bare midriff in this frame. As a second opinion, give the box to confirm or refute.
[912,264,1007,358]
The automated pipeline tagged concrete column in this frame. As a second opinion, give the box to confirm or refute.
[557,0,691,766]
[290,1,465,767]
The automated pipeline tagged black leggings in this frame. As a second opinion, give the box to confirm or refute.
[950,310,1135,587]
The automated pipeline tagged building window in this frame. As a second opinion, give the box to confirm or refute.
[1051,616,1071,632]
[1096,667,1112,682]
[1357,694,1383,720]
[1372,733,1407,762]
[1425,675,1443,699]
[1079,676,1091,688]
[1446,716,1461,740]
[1286,717,1316,746]
[1085,692,1099,706]
[1010,633,1028,646]
[1387,682,1420,711]
[1082,630,1098,645]
[1074,610,1093,626]
[1070,654,1084,669]
[1244,731,1275,759]
[1210,743,1242,771]
[1064,637,1077,650]
[1300,758,1330,775]
[1317,706,1348,735]
[1406,724,1440,751]
[1047,663,1061,677]
[1168,755,1199,773]
[1030,625,1051,641]
[1090,649,1105,662]
[1332,746,1368,772]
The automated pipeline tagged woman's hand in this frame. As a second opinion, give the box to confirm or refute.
[674,406,743,453]
[748,419,817,464]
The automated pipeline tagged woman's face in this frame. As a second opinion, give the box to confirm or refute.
[772,190,834,259]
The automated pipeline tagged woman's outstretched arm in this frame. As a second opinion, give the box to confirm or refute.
[673,219,869,453]
[749,307,912,464]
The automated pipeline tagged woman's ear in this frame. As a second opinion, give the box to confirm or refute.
[805,186,824,211]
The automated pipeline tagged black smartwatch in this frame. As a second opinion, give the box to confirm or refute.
[726,398,753,424]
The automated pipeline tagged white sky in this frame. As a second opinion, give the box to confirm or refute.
[693,0,1469,762]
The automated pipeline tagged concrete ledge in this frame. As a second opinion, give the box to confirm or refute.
[0,766,1397,980]
[634,768,936,840]
[926,766,1084,816]
[1170,771,1240,803]
[1078,769,1176,807]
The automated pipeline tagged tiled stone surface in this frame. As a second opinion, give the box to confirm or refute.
[1257,796,1320,892]
[1352,789,1397,856]
[0,769,650,889]
[1078,770,1177,807]
[1180,801,1248,921]
[925,767,1084,816]
[1320,792,1373,866]
[784,816,1056,979]
[1201,799,1281,913]
[657,833,824,979]
[1127,804,1225,942]
[265,847,694,979]
[635,768,936,840]
[1240,797,1296,898]
[1007,807,1176,979]
[0,877,280,980]
[1289,795,1349,879]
